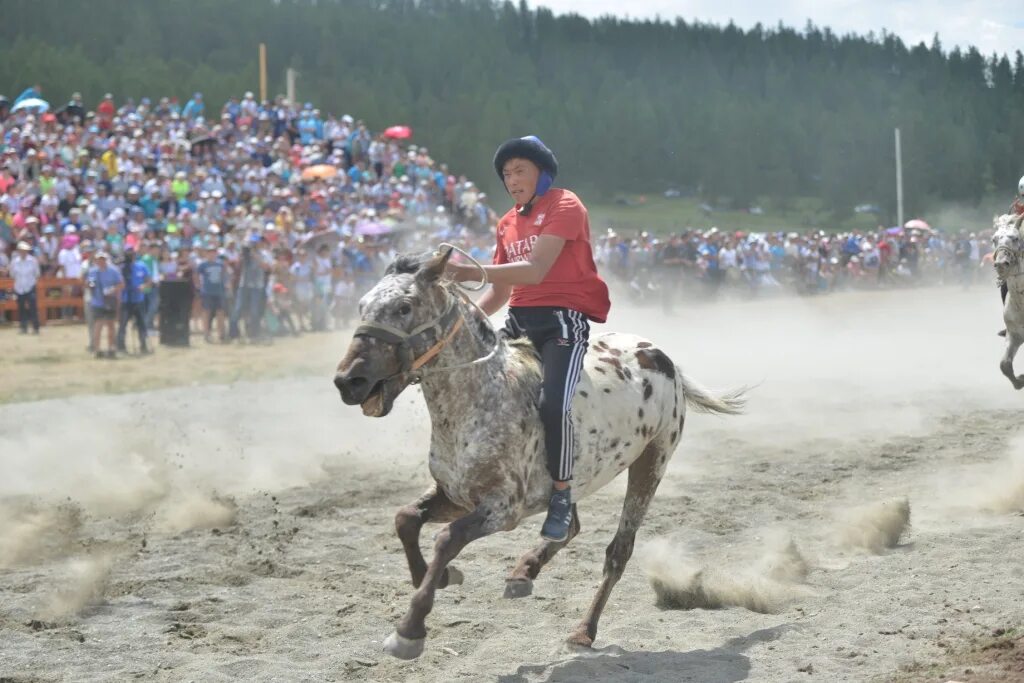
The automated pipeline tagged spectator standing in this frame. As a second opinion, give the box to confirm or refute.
[97,93,116,131]
[11,241,41,334]
[312,242,333,331]
[116,247,151,353]
[86,252,123,358]
[140,241,162,333]
[230,234,271,342]
[197,245,228,343]
[79,241,96,350]
[182,92,205,120]
[289,247,314,331]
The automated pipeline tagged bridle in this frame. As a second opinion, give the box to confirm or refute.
[352,245,499,384]
[995,215,1024,279]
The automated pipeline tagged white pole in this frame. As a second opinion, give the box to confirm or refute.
[286,68,297,106]
[895,127,904,228]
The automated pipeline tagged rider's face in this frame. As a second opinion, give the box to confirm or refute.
[502,158,540,204]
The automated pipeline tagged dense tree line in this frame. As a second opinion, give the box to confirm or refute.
[1,0,1021,218]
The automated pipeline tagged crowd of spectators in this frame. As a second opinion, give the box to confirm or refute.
[598,225,995,310]
[0,84,1002,354]
[0,85,497,356]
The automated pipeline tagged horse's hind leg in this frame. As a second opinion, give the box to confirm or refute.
[567,438,670,649]
[1000,337,1024,390]
[395,483,467,589]
[504,504,580,598]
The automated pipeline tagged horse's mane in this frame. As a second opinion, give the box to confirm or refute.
[386,251,435,276]
[995,213,1024,233]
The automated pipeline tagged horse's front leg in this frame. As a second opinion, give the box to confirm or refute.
[395,483,467,588]
[1000,335,1024,389]
[384,504,510,660]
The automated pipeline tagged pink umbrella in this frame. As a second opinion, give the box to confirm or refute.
[356,221,391,237]
[384,125,413,140]
[904,219,931,231]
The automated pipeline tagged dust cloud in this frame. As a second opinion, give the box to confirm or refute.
[640,534,813,614]
[835,498,911,553]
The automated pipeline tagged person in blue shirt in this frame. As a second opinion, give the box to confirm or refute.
[116,247,152,354]
[347,163,364,185]
[86,251,124,359]
[298,113,318,146]
[197,245,228,343]
[182,92,204,120]
[178,193,198,215]
[223,96,241,124]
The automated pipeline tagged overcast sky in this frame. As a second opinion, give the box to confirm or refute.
[532,1,1023,59]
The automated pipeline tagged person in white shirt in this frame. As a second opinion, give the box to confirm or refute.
[79,242,96,351]
[11,241,41,334]
[57,240,83,278]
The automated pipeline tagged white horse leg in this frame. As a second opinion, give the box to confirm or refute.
[384,505,507,660]
[566,437,671,648]
[394,483,468,589]
[504,504,580,598]
[1000,336,1024,390]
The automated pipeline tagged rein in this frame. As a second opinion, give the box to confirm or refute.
[353,246,500,383]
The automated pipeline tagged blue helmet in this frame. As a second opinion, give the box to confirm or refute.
[493,136,558,199]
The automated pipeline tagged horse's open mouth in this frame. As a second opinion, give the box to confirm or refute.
[361,379,396,417]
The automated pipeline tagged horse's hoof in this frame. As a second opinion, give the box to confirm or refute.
[383,631,425,660]
[565,629,594,650]
[444,566,464,587]
[503,578,533,598]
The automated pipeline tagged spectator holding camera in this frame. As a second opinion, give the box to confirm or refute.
[87,252,123,358]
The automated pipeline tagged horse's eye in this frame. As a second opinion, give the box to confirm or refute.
[398,303,412,316]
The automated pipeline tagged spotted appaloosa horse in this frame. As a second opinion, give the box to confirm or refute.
[994,212,1024,388]
[333,248,747,660]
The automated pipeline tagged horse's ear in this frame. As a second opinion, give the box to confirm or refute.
[417,246,454,285]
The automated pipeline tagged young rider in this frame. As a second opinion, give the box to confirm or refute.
[997,175,1024,337]
[446,136,610,542]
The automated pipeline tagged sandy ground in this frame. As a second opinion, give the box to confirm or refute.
[0,322,344,405]
[2,283,1024,682]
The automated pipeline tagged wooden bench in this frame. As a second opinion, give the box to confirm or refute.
[0,277,85,325]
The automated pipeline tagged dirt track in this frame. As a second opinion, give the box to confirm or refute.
[2,285,1023,682]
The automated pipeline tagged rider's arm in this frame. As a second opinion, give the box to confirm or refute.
[477,283,511,316]
[450,235,565,287]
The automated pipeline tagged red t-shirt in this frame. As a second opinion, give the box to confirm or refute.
[493,188,610,323]
[1011,199,1024,216]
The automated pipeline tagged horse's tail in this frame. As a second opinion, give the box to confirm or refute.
[679,373,749,415]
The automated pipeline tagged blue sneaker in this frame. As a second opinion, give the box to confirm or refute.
[541,488,573,542]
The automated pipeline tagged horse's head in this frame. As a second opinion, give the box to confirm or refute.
[334,247,456,417]
[992,213,1024,280]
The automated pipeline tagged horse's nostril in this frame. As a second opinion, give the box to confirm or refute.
[335,373,367,393]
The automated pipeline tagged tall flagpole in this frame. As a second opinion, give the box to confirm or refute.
[259,43,268,102]
[895,128,904,228]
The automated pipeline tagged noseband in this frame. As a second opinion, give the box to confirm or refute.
[995,244,1019,264]
[353,297,465,383]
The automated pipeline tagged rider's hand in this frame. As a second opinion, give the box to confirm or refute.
[445,261,482,283]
